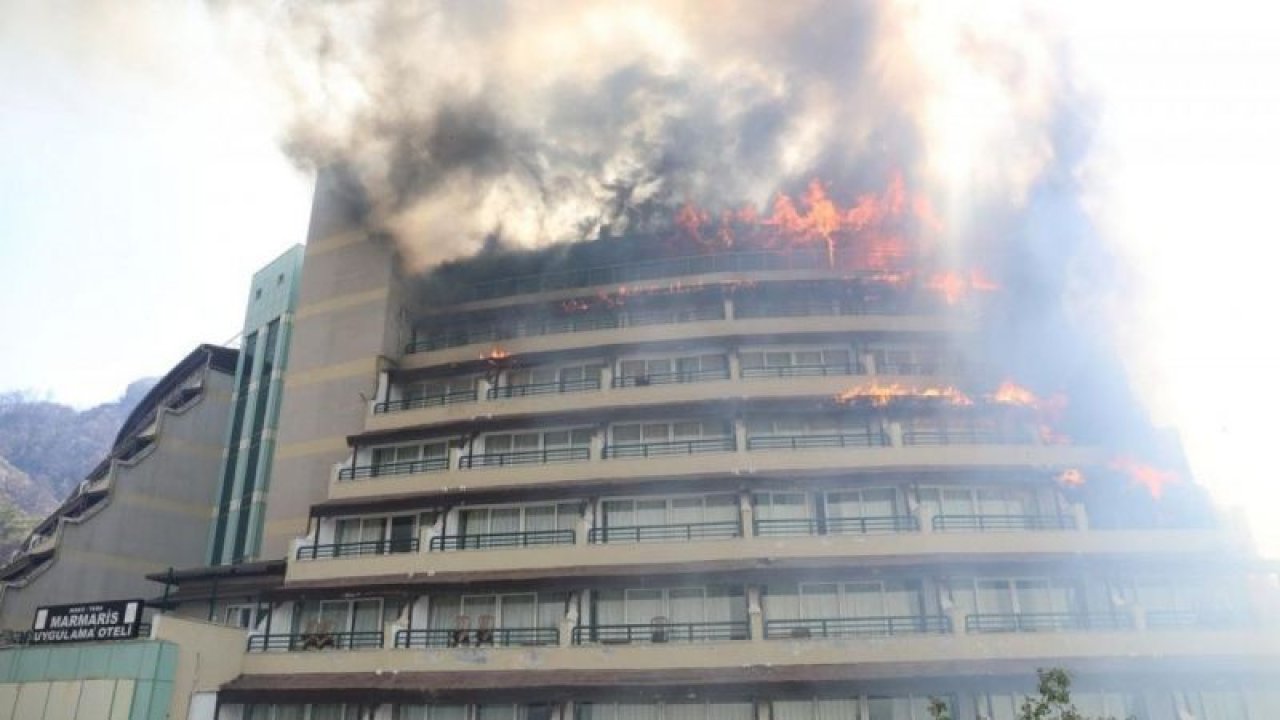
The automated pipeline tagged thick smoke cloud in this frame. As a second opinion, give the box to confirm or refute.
[214,0,1069,272]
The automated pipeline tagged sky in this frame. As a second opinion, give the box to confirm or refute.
[2,1,1280,552]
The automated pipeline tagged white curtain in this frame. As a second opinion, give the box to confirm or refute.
[764,586,802,620]
[815,699,859,720]
[502,594,536,628]
[705,704,752,720]
[771,701,811,720]
[615,704,660,720]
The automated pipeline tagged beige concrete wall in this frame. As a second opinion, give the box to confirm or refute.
[286,527,1238,584]
[152,614,248,720]
[263,170,408,559]
[0,369,235,631]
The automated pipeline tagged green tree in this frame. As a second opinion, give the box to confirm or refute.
[927,668,1133,720]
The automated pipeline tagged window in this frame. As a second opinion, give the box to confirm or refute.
[765,581,923,621]
[739,347,852,375]
[593,586,747,627]
[334,513,426,554]
[753,492,811,521]
[610,420,728,444]
[825,488,900,520]
[772,696,941,720]
[943,577,1079,617]
[404,376,477,402]
[506,362,603,388]
[295,597,389,645]
[916,487,1038,517]
[866,342,949,375]
[617,354,728,383]
[459,503,579,536]
[224,604,265,629]
[579,703,753,720]
[602,494,738,528]
[747,415,876,437]
[371,441,449,469]
[483,428,592,454]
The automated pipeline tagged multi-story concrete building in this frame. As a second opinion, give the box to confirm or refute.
[140,170,1280,720]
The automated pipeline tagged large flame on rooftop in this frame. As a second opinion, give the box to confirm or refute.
[674,174,939,272]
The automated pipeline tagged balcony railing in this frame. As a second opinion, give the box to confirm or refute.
[746,431,888,451]
[588,521,742,543]
[394,627,560,648]
[735,298,908,319]
[964,613,1135,634]
[465,249,830,302]
[296,538,420,560]
[603,437,736,459]
[428,529,575,551]
[740,363,861,379]
[764,615,951,639]
[1145,609,1247,630]
[612,367,731,388]
[902,429,1026,446]
[572,621,750,644]
[374,389,478,414]
[875,362,943,375]
[932,514,1077,532]
[247,631,385,652]
[406,305,726,354]
[338,457,449,481]
[459,446,591,469]
[488,377,601,399]
[752,515,919,536]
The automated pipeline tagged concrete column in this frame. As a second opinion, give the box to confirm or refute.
[947,606,967,635]
[728,347,743,379]
[591,426,606,461]
[916,505,935,534]
[562,591,582,647]
[601,362,614,392]
[1071,503,1090,531]
[739,491,755,538]
[734,417,748,453]
[383,620,398,649]
[578,499,596,546]
[859,351,876,376]
[747,586,765,641]
[476,376,493,403]
[1131,604,1148,631]
[885,421,904,447]
[374,370,391,412]
[724,294,736,321]
[448,444,463,471]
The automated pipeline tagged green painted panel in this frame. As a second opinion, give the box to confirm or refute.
[107,646,145,680]
[12,648,50,682]
[43,647,81,681]
[146,680,172,720]
[0,641,177,684]
[76,647,110,679]
[0,652,14,683]
[136,644,161,676]
[127,680,152,720]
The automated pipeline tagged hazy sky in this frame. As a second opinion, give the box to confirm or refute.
[2,1,1279,552]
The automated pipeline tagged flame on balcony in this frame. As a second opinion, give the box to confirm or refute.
[925,269,1001,305]
[1110,457,1180,500]
[1057,468,1085,488]
[835,382,973,407]
[483,347,512,362]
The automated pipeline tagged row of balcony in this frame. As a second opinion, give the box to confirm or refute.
[295,514,1082,561]
[339,430,1028,481]
[244,609,1247,654]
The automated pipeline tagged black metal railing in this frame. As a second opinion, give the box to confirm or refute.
[932,514,1077,532]
[735,299,908,319]
[965,613,1135,633]
[746,431,887,451]
[465,249,830,302]
[374,389,478,414]
[572,621,750,644]
[406,305,726,354]
[459,446,591,468]
[765,615,951,639]
[876,362,943,376]
[612,367,731,387]
[394,627,560,648]
[589,521,742,543]
[429,529,575,550]
[247,631,385,652]
[902,429,1025,446]
[1145,609,1246,630]
[296,538,420,560]
[338,457,449,481]
[740,363,860,379]
[488,377,601,399]
[603,437,736,459]
[752,515,919,536]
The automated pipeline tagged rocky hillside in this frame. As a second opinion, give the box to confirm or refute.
[0,380,156,555]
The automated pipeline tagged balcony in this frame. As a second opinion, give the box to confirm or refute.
[488,377,601,399]
[295,539,420,560]
[902,429,1028,446]
[932,514,1076,532]
[374,389,478,414]
[603,437,736,459]
[572,621,750,644]
[752,516,919,537]
[740,363,861,379]
[1145,609,1249,630]
[247,631,384,652]
[338,457,449,481]
[588,521,742,543]
[428,529,575,551]
[746,431,888,451]
[964,612,1135,634]
[612,367,731,388]
[394,627,560,648]
[458,447,591,469]
[764,615,951,639]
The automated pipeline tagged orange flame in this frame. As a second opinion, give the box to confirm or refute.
[672,173,935,272]
[483,347,511,362]
[1057,468,1085,488]
[926,269,1001,305]
[1110,457,1179,500]
[835,382,973,407]
[990,380,1038,407]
